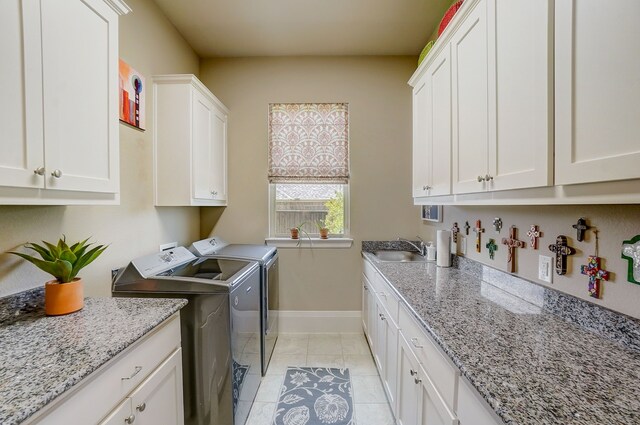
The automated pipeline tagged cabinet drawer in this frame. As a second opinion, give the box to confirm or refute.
[399,305,459,413]
[363,259,378,287]
[364,260,399,322]
[31,314,181,424]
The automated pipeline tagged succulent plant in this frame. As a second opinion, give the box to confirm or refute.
[10,236,108,283]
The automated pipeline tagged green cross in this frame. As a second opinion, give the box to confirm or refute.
[486,239,498,260]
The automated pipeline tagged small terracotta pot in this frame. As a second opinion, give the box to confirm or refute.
[290,228,299,239]
[45,278,84,316]
[319,228,329,239]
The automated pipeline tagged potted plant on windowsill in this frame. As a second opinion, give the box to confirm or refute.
[316,220,329,240]
[10,237,108,316]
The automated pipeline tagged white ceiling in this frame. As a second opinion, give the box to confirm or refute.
[152,0,452,57]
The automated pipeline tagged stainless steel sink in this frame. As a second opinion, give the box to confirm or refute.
[373,250,427,262]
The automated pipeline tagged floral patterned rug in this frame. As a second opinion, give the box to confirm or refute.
[273,367,354,425]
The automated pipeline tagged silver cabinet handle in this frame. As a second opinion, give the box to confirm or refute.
[121,366,142,380]
[33,167,45,176]
[414,377,422,385]
[422,185,431,191]
[136,403,146,412]
[379,292,387,298]
[477,175,485,182]
[51,169,62,178]
[211,190,218,196]
[485,174,494,181]
[410,369,417,376]
[410,337,424,348]
[363,284,368,291]
[125,414,135,424]
[379,313,386,321]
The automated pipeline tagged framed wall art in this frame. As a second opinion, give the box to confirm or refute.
[119,59,145,130]
[421,205,442,222]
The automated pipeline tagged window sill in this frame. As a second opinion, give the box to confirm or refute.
[265,237,354,249]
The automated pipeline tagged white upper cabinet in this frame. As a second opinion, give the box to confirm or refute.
[154,75,228,206]
[555,0,640,185]
[412,45,452,198]
[487,0,553,191]
[451,0,489,195]
[0,0,128,204]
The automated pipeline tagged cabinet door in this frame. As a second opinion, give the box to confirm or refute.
[413,75,431,197]
[418,374,458,425]
[130,349,184,425]
[367,283,377,349]
[40,0,119,193]
[451,0,489,194]
[396,335,421,425]
[382,315,399,412]
[555,0,640,185]
[487,0,553,191]
[428,45,452,196]
[210,106,228,202]
[192,88,216,201]
[373,300,387,373]
[362,275,370,335]
[0,0,44,189]
[98,399,133,425]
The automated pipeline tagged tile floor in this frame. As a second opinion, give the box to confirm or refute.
[246,333,396,425]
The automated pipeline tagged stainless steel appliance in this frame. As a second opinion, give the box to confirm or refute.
[190,237,278,376]
[112,247,261,425]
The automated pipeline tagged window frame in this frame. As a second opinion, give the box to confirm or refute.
[268,183,351,239]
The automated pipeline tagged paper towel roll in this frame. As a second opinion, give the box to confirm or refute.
[437,230,452,267]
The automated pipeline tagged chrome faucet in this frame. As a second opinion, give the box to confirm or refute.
[397,236,427,256]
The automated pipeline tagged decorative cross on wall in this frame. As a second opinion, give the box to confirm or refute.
[581,256,610,299]
[486,239,498,260]
[451,222,460,243]
[548,235,576,276]
[473,220,485,253]
[527,225,542,249]
[622,235,640,285]
[464,221,471,236]
[501,226,526,273]
[572,217,591,242]
[492,217,503,233]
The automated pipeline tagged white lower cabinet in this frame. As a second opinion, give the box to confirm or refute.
[28,314,184,425]
[362,258,500,425]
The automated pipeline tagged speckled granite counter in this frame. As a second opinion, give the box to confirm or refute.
[0,288,187,425]
[362,252,640,425]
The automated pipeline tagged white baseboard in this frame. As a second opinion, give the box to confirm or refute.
[278,310,363,333]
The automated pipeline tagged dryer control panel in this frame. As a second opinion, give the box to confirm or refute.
[132,246,196,278]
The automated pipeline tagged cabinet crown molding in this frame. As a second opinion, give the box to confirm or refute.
[103,0,132,15]
[153,74,229,114]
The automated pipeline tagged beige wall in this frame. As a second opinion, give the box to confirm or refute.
[419,205,640,319]
[199,56,420,311]
[0,0,200,298]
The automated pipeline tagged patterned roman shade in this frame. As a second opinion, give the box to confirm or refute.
[268,103,349,183]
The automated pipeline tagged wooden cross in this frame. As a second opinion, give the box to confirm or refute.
[581,256,610,299]
[526,225,542,249]
[486,239,498,260]
[572,217,591,242]
[622,235,640,284]
[548,235,576,275]
[473,220,485,253]
[451,222,460,243]
[501,226,526,273]
[492,217,503,233]
[464,221,470,235]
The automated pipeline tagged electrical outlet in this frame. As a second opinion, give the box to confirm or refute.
[460,236,467,255]
[160,242,178,252]
[539,255,553,283]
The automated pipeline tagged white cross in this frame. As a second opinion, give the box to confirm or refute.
[622,237,640,284]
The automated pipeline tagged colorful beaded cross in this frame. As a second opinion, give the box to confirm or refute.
[473,220,485,253]
[486,239,498,260]
[549,235,576,276]
[622,235,640,285]
[464,221,471,236]
[581,256,610,299]
[492,217,503,233]
[572,217,591,242]
[526,225,542,249]
[501,226,526,273]
[451,222,460,243]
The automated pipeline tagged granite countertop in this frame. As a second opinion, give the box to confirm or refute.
[0,288,187,425]
[362,252,640,425]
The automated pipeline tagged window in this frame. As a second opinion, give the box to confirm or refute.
[268,103,350,239]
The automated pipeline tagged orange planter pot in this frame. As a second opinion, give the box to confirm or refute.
[45,278,84,316]
[319,228,329,239]
[290,228,299,239]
